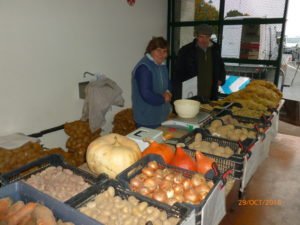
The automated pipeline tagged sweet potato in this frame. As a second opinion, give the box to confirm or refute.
[6,202,37,225]
[0,197,13,212]
[32,203,57,225]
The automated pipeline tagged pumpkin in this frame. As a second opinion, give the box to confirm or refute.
[169,144,197,172]
[195,151,215,175]
[86,133,141,178]
[142,138,174,164]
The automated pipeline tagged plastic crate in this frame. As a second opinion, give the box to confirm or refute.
[213,102,274,121]
[0,181,101,225]
[0,154,107,204]
[177,129,250,179]
[201,119,259,148]
[69,179,194,225]
[116,154,226,225]
[216,110,272,132]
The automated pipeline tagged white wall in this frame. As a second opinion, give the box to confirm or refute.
[0,0,167,148]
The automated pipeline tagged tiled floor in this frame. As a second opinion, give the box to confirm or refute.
[219,133,300,225]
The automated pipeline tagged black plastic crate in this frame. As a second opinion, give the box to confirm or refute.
[213,102,273,121]
[0,154,107,204]
[201,118,259,148]
[69,179,193,225]
[116,154,225,225]
[0,181,100,225]
[178,129,251,179]
[216,110,272,132]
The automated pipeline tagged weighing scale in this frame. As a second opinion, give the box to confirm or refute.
[161,111,212,130]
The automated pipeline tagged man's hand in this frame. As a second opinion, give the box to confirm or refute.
[218,80,223,86]
[163,91,172,103]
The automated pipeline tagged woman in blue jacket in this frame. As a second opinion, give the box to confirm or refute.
[132,37,172,128]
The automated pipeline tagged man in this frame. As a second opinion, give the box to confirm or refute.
[172,24,226,103]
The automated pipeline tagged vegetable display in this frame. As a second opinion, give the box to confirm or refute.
[207,120,257,141]
[129,161,213,206]
[86,133,142,178]
[24,166,91,202]
[78,186,180,225]
[188,133,236,158]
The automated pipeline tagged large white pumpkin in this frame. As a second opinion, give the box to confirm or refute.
[86,133,141,178]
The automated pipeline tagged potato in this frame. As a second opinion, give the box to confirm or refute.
[210,120,222,128]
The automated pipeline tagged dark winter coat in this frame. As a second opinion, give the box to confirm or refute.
[172,39,226,102]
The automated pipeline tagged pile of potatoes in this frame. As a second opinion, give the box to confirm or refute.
[220,115,265,132]
[25,166,91,202]
[0,142,48,174]
[188,133,236,158]
[207,120,257,141]
[64,120,101,164]
[78,186,180,225]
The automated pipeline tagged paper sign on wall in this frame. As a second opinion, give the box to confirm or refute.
[182,76,197,99]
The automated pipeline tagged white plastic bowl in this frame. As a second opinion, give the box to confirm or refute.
[174,99,201,118]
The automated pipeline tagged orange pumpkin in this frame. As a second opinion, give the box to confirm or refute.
[169,144,197,172]
[142,139,174,164]
[195,151,215,175]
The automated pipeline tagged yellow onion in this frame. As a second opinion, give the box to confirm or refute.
[207,180,214,189]
[130,177,142,190]
[153,169,164,179]
[194,184,210,194]
[143,177,158,191]
[136,173,147,181]
[182,179,192,191]
[173,183,184,194]
[159,180,173,191]
[164,173,175,181]
[142,168,154,177]
[153,190,168,203]
[138,186,150,196]
[173,193,185,203]
[173,174,184,184]
[168,198,177,206]
[184,189,199,203]
[165,187,175,199]
[191,174,206,187]
[148,161,158,170]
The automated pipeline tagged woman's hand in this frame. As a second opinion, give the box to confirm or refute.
[163,91,172,103]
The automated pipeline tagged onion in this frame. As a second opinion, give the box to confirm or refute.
[142,168,154,177]
[153,190,168,203]
[165,173,175,181]
[148,161,158,170]
[184,189,199,203]
[194,184,210,194]
[153,169,164,179]
[207,180,214,189]
[173,193,185,203]
[165,187,175,199]
[173,174,184,184]
[136,173,147,181]
[130,177,142,189]
[191,174,206,187]
[198,192,208,201]
[182,179,192,191]
[143,178,158,191]
[173,183,183,194]
[138,186,150,196]
[159,180,172,191]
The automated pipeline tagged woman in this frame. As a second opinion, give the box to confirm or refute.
[132,37,172,128]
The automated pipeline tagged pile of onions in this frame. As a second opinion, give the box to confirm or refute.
[129,161,214,205]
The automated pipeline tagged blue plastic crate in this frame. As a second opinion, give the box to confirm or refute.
[0,181,100,225]
[0,154,107,204]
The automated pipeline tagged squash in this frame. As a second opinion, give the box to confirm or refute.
[142,138,174,164]
[86,133,141,178]
[195,151,215,175]
[169,144,197,172]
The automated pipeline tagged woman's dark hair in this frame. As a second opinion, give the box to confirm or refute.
[145,37,169,54]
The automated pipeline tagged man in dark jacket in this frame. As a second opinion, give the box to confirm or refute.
[172,24,226,103]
